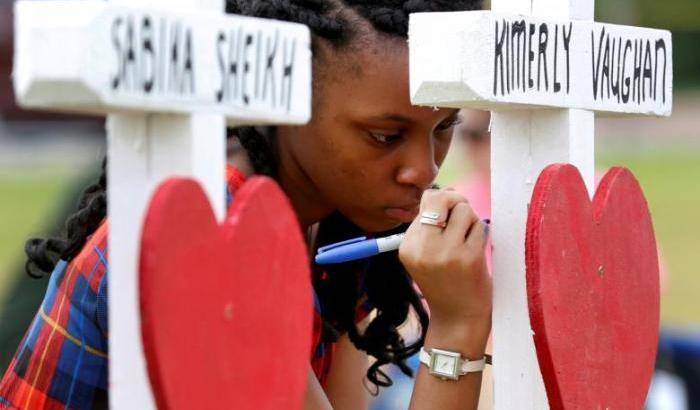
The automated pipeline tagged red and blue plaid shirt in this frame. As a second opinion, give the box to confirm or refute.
[0,166,372,409]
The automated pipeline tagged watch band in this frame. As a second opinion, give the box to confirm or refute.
[419,347,488,375]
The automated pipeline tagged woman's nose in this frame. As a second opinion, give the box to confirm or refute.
[395,140,439,189]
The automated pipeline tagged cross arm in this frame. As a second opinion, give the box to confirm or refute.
[13,0,311,125]
[409,11,672,117]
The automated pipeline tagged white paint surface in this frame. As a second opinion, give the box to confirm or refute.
[14,1,312,125]
[13,0,311,408]
[410,11,672,116]
[408,1,673,409]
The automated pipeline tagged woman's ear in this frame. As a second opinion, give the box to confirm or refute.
[226,136,254,176]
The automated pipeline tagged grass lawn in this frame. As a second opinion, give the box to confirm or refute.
[0,167,80,302]
[599,147,700,326]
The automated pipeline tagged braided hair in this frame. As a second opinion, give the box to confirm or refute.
[26,0,482,393]
[25,158,106,279]
[227,0,482,391]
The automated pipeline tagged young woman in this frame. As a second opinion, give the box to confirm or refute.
[1,1,492,409]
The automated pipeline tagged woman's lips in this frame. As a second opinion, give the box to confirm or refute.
[384,206,419,223]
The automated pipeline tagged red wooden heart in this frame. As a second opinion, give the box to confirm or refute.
[139,176,312,410]
[526,164,660,410]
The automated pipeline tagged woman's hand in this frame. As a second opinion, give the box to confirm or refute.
[398,188,492,331]
[399,188,492,409]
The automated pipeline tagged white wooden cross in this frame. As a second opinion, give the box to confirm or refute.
[409,0,672,408]
[14,0,311,408]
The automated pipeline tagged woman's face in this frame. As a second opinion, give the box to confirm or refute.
[277,38,459,233]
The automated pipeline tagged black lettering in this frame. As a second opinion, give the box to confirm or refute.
[183,29,194,94]
[654,39,667,103]
[141,17,155,93]
[281,37,296,112]
[633,39,642,104]
[602,34,611,99]
[263,30,279,107]
[553,24,561,93]
[241,34,253,104]
[216,32,226,102]
[622,39,632,103]
[528,23,535,89]
[168,22,181,93]
[611,37,621,102]
[591,27,605,100]
[642,39,652,102]
[111,17,123,90]
[494,20,507,95]
[125,15,137,91]
[505,22,511,93]
[511,20,526,91]
[562,23,572,93]
[537,23,548,91]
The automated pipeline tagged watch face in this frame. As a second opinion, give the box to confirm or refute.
[430,350,459,379]
[435,355,457,375]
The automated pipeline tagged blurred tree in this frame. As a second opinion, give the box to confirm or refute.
[596,0,641,26]
[637,0,700,31]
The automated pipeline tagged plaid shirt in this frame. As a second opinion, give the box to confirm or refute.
[0,224,109,410]
[0,166,373,409]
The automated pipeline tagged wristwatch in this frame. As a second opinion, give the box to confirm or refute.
[419,347,488,380]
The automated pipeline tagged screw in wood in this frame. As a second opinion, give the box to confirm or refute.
[224,303,234,321]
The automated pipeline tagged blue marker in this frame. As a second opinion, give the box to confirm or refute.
[315,233,405,265]
[314,219,491,265]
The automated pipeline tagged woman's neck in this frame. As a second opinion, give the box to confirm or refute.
[276,143,334,230]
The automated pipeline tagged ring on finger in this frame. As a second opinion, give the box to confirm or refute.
[419,211,446,228]
[420,211,441,221]
[420,218,447,228]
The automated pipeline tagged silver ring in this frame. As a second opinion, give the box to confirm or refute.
[419,211,446,228]
[420,211,441,221]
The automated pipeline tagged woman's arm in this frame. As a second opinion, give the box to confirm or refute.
[408,318,491,409]
[324,333,370,410]
[304,333,369,410]
[399,188,493,410]
[304,364,334,410]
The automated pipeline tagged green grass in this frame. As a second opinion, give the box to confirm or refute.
[599,148,700,326]
[0,167,79,301]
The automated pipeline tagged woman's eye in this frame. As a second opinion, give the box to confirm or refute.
[369,132,402,145]
[436,118,463,132]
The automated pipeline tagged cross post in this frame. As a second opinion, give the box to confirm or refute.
[409,0,672,408]
[14,0,311,407]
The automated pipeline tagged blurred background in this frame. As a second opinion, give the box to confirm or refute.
[0,0,697,408]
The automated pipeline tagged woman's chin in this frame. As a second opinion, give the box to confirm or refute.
[355,216,405,234]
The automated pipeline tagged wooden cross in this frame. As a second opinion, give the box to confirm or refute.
[409,0,672,408]
[14,0,311,407]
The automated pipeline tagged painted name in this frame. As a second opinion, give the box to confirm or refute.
[493,19,573,96]
[216,28,297,111]
[111,14,195,96]
[590,27,668,104]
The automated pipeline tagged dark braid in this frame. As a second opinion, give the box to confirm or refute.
[227,0,482,391]
[232,127,279,177]
[347,0,482,37]
[226,0,344,41]
[25,158,107,278]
